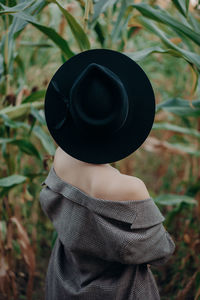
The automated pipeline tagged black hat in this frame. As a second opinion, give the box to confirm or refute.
[44,48,155,164]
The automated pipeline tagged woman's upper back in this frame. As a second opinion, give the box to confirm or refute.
[53,147,150,202]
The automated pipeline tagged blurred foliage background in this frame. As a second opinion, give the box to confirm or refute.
[0,0,200,299]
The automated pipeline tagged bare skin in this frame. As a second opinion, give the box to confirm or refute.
[53,147,150,201]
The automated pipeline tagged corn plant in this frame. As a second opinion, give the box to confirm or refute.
[0,0,200,299]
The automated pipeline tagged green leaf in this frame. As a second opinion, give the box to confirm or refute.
[19,41,52,47]
[22,90,46,104]
[14,53,25,78]
[187,9,200,32]
[52,0,90,51]
[9,139,42,160]
[154,194,197,206]
[0,101,44,124]
[12,240,21,255]
[166,142,200,157]
[124,46,182,62]
[0,0,36,15]
[136,17,200,72]
[7,11,75,59]
[153,122,200,140]
[0,53,4,77]
[185,0,189,16]
[32,125,55,156]
[94,21,105,46]
[172,0,188,17]
[0,113,29,129]
[0,221,6,242]
[111,0,129,42]
[30,106,46,125]
[0,137,16,144]
[156,98,200,117]
[5,0,47,39]
[0,174,27,187]
[91,0,118,23]
[0,0,47,88]
[129,3,200,46]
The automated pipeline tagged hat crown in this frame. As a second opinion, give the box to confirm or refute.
[69,63,129,136]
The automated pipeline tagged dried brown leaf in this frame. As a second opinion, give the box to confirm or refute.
[10,217,35,300]
[143,136,188,156]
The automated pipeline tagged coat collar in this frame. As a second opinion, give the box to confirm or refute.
[41,165,165,229]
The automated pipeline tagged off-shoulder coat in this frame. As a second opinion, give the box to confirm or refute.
[39,165,175,300]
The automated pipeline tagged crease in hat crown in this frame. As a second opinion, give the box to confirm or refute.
[51,62,129,136]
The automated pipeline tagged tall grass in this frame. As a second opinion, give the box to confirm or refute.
[0,0,200,299]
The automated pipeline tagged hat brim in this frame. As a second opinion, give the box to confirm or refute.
[44,48,155,164]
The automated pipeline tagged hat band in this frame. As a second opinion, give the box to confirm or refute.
[50,80,70,130]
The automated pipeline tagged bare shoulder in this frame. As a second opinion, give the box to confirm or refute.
[113,173,151,201]
[53,147,150,201]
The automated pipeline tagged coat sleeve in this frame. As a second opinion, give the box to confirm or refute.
[119,199,176,266]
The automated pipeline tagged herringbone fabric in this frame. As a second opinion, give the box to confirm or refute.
[39,165,175,300]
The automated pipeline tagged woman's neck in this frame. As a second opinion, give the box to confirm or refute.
[55,147,110,168]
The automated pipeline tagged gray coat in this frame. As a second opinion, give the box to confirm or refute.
[39,165,175,300]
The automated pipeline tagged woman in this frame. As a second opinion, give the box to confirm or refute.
[53,146,151,202]
[39,49,175,300]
